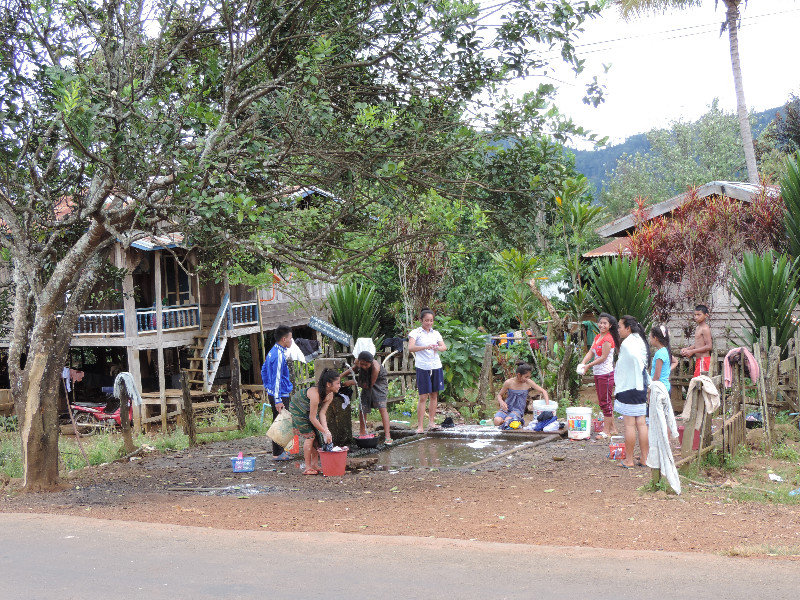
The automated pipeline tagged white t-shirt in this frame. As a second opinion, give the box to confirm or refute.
[409,327,443,370]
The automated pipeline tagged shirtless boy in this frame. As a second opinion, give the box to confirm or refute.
[681,305,712,377]
[494,363,550,429]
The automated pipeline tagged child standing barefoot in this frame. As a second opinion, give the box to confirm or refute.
[409,308,447,433]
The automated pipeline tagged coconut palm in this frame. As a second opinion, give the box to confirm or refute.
[619,0,759,184]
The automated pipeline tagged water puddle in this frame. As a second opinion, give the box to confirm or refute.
[374,437,530,469]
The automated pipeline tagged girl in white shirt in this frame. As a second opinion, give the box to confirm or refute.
[614,314,650,468]
[408,308,447,433]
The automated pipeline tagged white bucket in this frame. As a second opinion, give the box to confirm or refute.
[566,407,592,440]
[532,399,558,422]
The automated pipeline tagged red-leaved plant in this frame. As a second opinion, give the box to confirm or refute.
[626,185,784,322]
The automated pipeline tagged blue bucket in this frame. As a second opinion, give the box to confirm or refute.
[231,456,256,472]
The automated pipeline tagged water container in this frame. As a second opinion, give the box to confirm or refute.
[319,447,348,476]
[532,399,558,422]
[566,407,592,440]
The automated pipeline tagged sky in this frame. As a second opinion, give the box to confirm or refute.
[516,0,800,148]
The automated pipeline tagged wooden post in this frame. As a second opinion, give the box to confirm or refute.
[680,386,700,460]
[230,347,245,430]
[256,289,266,366]
[314,357,350,445]
[119,384,135,454]
[154,250,167,431]
[250,333,262,383]
[476,344,493,407]
[181,371,196,447]
[119,245,143,434]
[795,331,800,412]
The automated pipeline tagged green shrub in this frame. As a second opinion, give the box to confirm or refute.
[730,250,799,350]
[781,153,800,261]
[328,282,381,341]
[436,316,488,402]
[589,257,654,330]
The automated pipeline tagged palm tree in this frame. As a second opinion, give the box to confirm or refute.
[619,0,759,184]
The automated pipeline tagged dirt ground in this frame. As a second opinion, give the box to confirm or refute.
[3,421,800,557]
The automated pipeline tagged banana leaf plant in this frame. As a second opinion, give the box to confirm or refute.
[328,282,381,342]
[730,250,799,351]
[589,256,654,331]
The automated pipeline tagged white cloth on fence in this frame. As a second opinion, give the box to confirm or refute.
[114,372,142,407]
[287,340,306,363]
[646,381,681,495]
[352,337,376,358]
[681,375,720,427]
[62,367,72,392]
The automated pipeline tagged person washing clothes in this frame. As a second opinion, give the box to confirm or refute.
[614,315,650,469]
[494,363,550,429]
[261,325,294,461]
[342,350,393,445]
[290,369,338,476]
[409,308,447,433]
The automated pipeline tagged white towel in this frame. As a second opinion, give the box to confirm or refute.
[646,381,681,494]
[352,337,376,358]
[113,372,142,407]
[286,340,306,363]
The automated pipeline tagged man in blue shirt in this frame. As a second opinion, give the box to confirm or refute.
[261,325,294,460]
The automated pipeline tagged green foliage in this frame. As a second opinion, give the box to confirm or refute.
[492,249,541,329]
[773,444,800,463]
[435,316,488,402]
[444,253,509,331]
[328,282,381,341]
[599,100,755,216]
[589,257,654,330]
[781,154,800,262]
[730,250,799,350]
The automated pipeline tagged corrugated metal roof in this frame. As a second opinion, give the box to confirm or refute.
[130,232,185,251]
[596,181,780,238]
[582,236,631,258]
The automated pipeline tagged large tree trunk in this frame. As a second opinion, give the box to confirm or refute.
[10,253,104,491]
[725,0,759,184]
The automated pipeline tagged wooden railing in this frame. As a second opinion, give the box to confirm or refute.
[230,301,258,326]
[73,310,126,336]
[201,294,230,392]
[136,304,200,334]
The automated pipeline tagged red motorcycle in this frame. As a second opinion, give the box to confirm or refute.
[69,396,132,435]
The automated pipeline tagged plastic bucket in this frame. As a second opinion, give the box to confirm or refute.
[319,448,348,476]
[566,407,592,440]
[532,400,558,422]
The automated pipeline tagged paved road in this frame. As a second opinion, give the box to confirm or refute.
[1,513,798,600]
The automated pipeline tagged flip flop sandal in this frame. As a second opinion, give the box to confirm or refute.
[384,439,394,446]
[274,452,292,461]
[303,469,319,475]
[428,425,442,432]
[618,462,634,469]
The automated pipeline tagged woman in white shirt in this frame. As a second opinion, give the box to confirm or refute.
[614,315,650,468]
[408,308,447,433]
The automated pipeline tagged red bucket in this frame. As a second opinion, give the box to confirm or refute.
[319,448,348,476]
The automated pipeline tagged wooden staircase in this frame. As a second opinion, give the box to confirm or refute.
[187,294,230,391]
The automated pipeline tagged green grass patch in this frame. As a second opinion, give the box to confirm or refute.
[1,408,273,477]
[773,443,800,463]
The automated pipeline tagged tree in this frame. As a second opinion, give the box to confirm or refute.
[1,0,604,490]
[619,0,760,184]
[601,100,750,216]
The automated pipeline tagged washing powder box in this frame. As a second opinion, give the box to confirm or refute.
[608,436,625,460]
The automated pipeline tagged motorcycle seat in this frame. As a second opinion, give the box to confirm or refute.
[72,402,106,408]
